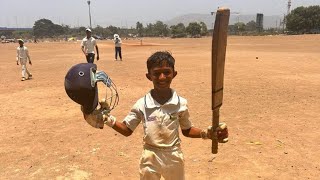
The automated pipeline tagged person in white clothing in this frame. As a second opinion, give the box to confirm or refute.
[81,28,99,63]
[113,34,122,61]
[16,39,32,81]
[82,51,229,180]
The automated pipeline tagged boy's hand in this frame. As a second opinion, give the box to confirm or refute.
[103,114,116,127]
[216,122,228,143]
[82,107,104,129]
[82,99,116,129]
[206,122,228,143]
[99,98,110,110]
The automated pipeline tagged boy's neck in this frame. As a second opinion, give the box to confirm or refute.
[151,88,172,105]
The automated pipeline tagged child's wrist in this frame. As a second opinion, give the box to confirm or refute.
[200,130,208,140]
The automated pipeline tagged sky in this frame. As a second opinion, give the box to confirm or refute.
[1,0,319,28]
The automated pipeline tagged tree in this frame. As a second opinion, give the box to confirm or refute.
[153,21,169,37]
[170,23,186,38]
[136,21,144,37]
[106,25,119,37]
[145,23,154,37]
[234,22,246,35]
[186,22,202,37]
[200,22,208,36]
[245,20,257,31]
[12,30,33,39]
[33,18,65,38]
[33,19,55,38]
[286,5,320,34]
[93,25,106,38]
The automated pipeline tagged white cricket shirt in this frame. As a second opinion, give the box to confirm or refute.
[16,46,30,60]
[123,90,193,149]
[81,37,97,54]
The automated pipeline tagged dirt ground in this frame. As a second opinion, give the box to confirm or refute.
[0,35,319,180]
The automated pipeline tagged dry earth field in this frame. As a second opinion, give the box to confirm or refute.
[0,35,319,180]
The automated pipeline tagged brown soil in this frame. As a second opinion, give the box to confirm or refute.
[0,35,319,179]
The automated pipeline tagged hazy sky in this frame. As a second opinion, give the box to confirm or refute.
[1,0,319,28]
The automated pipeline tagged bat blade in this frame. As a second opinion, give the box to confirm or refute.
[211,8,230,154]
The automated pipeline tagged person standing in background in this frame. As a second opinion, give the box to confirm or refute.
[16,39,32,81]
[113,34,122,61]
[81,28,99,63]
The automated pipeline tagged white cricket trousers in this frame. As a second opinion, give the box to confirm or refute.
[19,59,31,78]
[139,145,185,180]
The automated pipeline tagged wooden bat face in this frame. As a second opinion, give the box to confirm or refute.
[211,8,230,154]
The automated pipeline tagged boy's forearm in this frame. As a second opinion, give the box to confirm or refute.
[112,121,133,137]
[83,111,132,137]
[95,45,99,55]
[81,47,86,54]
[182,127,202,138]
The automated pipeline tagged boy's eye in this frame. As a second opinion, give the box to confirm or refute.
[153,71,171,77]
[163,71,171,75]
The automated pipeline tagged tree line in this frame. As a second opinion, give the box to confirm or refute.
[30,19,209,39]
[2,5,319,40]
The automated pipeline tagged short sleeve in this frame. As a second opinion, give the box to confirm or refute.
[80,39,84,47]
[123,101,143,131]
[178,108,192,130]
[178,98,192,130]
[25,47,30,57]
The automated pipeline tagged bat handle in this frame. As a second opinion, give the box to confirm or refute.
[212,108,220,154]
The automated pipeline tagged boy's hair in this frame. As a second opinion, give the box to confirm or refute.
[147,51,175,72]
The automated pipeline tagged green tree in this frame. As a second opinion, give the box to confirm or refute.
[145,23,154,37]
[136,21,144,37]
[33,18,65,38]
[286,5,320,34]
[245,20,257,31]
[33,19,55,38]
[93,25,106,38]
[106,25,119,37]
[170,23,186,38]
[12,30,33,39]
[186,22,202,37]
[153,21,169,37]
[200,22,208,36]
[234,22,246,34]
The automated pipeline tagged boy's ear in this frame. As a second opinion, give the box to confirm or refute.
[173,71,177,78]
[146,73,152,81]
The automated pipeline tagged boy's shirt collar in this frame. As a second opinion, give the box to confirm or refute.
[145,89,179,108]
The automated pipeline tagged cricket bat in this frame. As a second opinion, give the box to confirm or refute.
[211,8,230,154]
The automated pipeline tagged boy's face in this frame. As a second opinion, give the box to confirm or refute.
[146,62,177,90]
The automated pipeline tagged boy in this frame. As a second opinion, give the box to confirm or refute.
[81,28,99,63]
[16,39,32,81]
[85,51,228,179]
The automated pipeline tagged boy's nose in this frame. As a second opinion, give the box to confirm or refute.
[159,73,166,79]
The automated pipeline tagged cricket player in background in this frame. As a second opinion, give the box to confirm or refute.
[81,28,99,63]
[16,39,32,81]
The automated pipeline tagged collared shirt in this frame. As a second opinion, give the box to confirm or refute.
[113,38,122,47]
[81,37,97,54]
[123,90,192,148]
[16,46,30,61]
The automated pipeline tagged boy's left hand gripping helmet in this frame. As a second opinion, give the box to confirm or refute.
[64,63,119,114]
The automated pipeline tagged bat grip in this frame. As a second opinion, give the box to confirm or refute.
[212,108,220,154]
